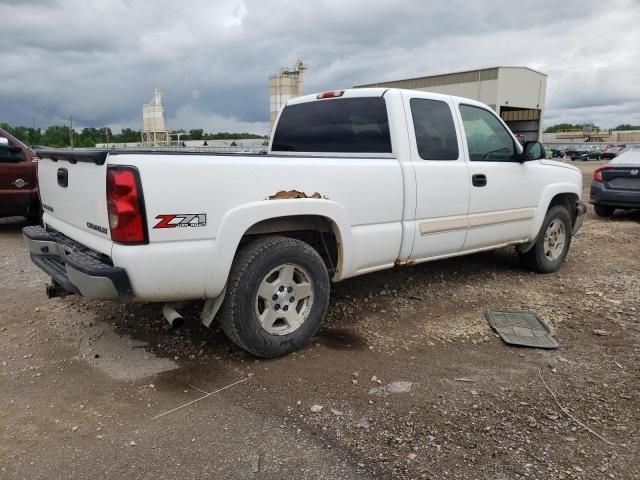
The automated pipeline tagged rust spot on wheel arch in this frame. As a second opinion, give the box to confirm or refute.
[267,190,324,200]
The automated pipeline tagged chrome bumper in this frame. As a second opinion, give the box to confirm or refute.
[23,225,133,302]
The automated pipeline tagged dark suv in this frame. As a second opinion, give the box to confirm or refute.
[0,127,40,220]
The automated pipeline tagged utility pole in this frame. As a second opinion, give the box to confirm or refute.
[31,114,36,146]
[69,116,74,148]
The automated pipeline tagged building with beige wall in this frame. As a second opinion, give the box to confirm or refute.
[356,66,547,141]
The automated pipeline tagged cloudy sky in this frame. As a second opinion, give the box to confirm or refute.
[1,0,639,134]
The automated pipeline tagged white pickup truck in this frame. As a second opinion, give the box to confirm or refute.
[24,88,586,357]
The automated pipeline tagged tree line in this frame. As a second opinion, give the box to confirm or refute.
[0,122,267,148]
[544,123,640,133]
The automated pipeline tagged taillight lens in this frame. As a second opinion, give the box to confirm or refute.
[106,166,147,244]
[593,165,610,183]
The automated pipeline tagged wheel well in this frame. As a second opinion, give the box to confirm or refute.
[548,193,579,222]
[240,215,341,277]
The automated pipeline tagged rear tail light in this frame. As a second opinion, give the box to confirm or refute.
[593,165,611,183]
[106,166,148,244]
[316,90,345,99]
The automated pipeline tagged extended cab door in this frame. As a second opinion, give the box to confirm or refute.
[404,92,470,261]
[456,103,542,250]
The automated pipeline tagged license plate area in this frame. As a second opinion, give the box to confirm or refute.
[607,177,640,190]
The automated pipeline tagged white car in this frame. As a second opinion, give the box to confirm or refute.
[24,88,586,357]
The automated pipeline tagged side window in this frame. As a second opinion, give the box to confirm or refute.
[0,135,26,162]
[459,105,516,161]
[410,98,459,160]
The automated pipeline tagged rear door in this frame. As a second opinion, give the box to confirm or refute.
[404,92,470,260]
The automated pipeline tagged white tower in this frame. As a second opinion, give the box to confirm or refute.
[142,88,170,146]
[269,60,307,132]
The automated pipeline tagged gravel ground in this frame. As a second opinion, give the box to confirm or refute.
[0,160,638,479]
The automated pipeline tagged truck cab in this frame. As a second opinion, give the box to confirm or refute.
[0,127,39,220]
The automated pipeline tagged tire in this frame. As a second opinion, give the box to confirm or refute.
[219,236,330,358]
[594,204,615,217]
[26,204,43,225]
[519,205,572,274]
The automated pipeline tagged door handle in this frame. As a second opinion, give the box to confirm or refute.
[57,168,68,187]
[472,174,487,187]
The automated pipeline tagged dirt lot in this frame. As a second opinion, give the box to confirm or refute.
[1,160,638,480]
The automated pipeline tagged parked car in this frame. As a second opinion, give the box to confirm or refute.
[586,146,602,160]
[591,147,640,217]
[566,145,600,161]
[550,145,569,158]
[567,146,590,161]
[23,88,586,358]
[601,145,625,159]
[0,127,40,220]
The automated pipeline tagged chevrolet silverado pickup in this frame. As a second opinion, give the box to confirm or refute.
[23,88,586,357]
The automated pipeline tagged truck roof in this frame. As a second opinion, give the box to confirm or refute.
[287,87,489,110]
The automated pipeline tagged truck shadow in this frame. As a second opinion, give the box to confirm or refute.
[85,246,522,365]
[0,216,30,232]
[608,209,640,222]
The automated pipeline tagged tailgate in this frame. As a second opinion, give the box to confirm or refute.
[37,149,113,256]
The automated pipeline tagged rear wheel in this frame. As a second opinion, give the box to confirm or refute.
[594,204,615,217]
[220,236,330,358]
[519,205,572,273]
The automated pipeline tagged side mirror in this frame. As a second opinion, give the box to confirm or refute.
[522,141,545,161]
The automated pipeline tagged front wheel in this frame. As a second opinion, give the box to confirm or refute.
[519,205,572,273]
[219,236,330,358]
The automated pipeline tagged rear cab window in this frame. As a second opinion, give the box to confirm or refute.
[271,97,392,154]
[410,98,459,160]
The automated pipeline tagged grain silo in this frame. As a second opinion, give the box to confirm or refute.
[141,88,171,146]
[269,60,307,132]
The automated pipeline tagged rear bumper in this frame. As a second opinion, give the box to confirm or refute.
[23,225,133,302]
[590,182,640,209]
[573,202,587,235]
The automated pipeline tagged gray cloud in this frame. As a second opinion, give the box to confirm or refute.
[1,0,638,133]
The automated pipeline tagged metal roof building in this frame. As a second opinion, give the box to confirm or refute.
[355,66,547,141]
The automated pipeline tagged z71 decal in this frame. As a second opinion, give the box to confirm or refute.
[154,214,207,229]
